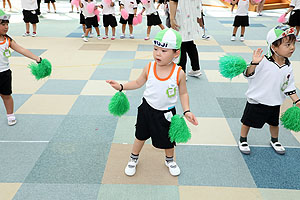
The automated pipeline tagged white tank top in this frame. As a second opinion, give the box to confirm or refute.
[0,37,11,73]
[236,0,249,16]
[143,61,182,111]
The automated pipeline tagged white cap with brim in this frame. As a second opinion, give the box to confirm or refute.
[0,9,10,21]
[266,25,296,57]
[153,28,182,64]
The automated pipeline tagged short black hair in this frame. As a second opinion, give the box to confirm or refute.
[272,34,296,47]
[0,19,9,24]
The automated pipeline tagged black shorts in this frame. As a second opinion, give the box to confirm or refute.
[103,14,118,27]
[80,12,85,24]
[135,98,176,149]
[147,12,162,26]
[44,0,55,3]
[85,15,99,28]
[0,69,12,95]
[241,102,280,128]
[233,15,249,27]
[120,14,134,25]
[288,10,300,27]
[157,0,164,3]
[22,10,39,24]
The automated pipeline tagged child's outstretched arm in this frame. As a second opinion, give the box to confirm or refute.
[178,70,198,126]
[246,48,264,76]
[106,64,148,91]
[10,40,40,62]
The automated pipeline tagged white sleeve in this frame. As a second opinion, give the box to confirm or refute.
[283,69,297,95]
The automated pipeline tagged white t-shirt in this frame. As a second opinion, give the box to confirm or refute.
[100,0,116,15]
[143,61,181,111]
[0,37,11,73]
[175,0,202,41]
[244,56,296,106]
[290,0,300,10]
[142,0,157,15]
[120,0,137,14]
[236,0,249,16]
[21,0,38,10]
[81,0,96,18]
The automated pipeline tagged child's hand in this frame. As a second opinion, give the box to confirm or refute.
[106,80,122,91]
[252,48,264,64]
[185,112,198,126]
[296,101,300,108]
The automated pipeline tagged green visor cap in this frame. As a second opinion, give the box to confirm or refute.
[153,28,182,50]
[0,9,10,20]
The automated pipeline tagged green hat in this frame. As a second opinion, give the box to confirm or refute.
[266,25,296,57]
[153,28,182,50]
[0,9,10,21]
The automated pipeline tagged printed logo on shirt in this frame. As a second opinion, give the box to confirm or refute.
[281,74,290,91]
[166,83,176,98]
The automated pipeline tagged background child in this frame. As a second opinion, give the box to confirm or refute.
[70,0,79,13]
[140,0,164,40]
[106,29,198,177]
[0,10,41,126]
[80,0,101,42]
[45,0,57,13]
[239,25,300,155]
[119,0,137,39]
[197,7,210,40]
[231,0,255,41]
[285,0,300,42]
[21,0,39,37]
[3,0,12,12]
[100,0,118,40]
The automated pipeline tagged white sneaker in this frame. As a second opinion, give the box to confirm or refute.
[83,37,88,42]
[125,158,139,176]
[165,161,180,176]
[81,34,85,38]
[129,34,134,39]
[238,141,250,154]
[97,36,102,40]
[202,34,210,40]
[240,36,245,42]
[270,141,285,155]
[89,34,94,38]
[231,36,236,41]
[7,116,17,126]
[120,34,125,39]
[32,33,37,37]
[188,70,202,77]
[23,32,30,37]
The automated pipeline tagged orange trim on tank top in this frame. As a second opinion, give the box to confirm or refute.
[0,36,7,45]
[154,62,176,81]
[176,66,182,85]
[147,62,151,80]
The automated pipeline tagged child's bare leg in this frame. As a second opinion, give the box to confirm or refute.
[239,124,251,154]
[32,24,37,33]
[7,0,11,9]
[105,27,109,36]
[165,148,174,158]
[47,3,50,11]
[232,26,238,35]
[25,23,30,33]
[132,139,146,155]
[241,26,245,36]
[52,2,56,11]
[269,125,279,139]
[95,27,100,36]
[241,124,250,138]
[112,27,116,36]
[0,95,14,114]
[158,24,164,30]
[122,24,126,35]
[82,24,86,33]
[85,28,91,36]
[129,24,133,35]
[146,26,151,37]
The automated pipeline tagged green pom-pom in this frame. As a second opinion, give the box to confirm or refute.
[28,59,52,80]
[280,106,300,132]
[219,55,247,79]
[169,114,191,143]
[108,91,130,116]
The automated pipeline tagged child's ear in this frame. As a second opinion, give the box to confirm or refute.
[175,49,180,58]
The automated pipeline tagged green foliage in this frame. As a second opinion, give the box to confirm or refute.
[169,114,191,143]
[219,55,247,79]
[108,92,130,116]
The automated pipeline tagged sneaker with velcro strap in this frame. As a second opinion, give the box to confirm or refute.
[238,141,250,154]
[125,158,139,176]
[165,161,180,176]
[270,141,285,155]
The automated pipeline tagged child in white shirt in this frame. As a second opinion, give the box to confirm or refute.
[100,0,118,40]
[119,0,137,39]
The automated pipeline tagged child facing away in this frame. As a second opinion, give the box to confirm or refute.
[239,25,300,155]
[107,29,198,176]
[231,0,255,41]
[21,0,39,37]
[119,0,138,39]
[45,0,57,13]
[100,0,118,40]
[0,10,42,126]
[285,0,300,42]
[79,0,101,42]
[140,0,164,40]
[197,3,210,40]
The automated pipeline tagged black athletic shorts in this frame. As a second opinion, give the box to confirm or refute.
[241,102,280,128]
[22,10,39,24]
[120,13,134,25]
[85,15,99,28]
[103,14,117,27]
[80,12,85,24]
[288,10,300,27]
[147,12,162,26]
[135,98,176,149]
[45,0,56,3]
[233,15,249,27]
[0,69,12,95]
